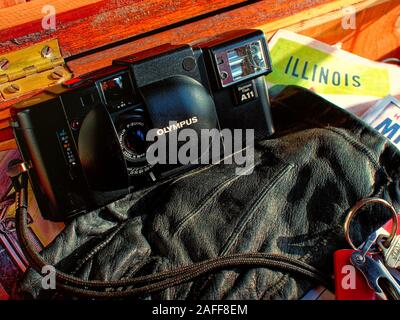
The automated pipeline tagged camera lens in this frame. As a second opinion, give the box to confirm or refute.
[117,116,153,176]
[123,124,146,159]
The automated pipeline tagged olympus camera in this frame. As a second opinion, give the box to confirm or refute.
[11,29,274,221]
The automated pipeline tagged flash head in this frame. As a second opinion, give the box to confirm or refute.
[199,30,272,89]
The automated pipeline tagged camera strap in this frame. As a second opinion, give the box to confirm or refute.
[8,160,332,298]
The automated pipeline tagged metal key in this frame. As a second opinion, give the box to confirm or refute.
[377,234,400,269]
[350,234,400,300]
[344,198,400,299]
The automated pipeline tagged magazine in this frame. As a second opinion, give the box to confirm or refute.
[361,95,400,151]
[266,30,400,117]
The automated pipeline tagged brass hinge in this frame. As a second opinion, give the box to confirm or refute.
[0,39,72,101]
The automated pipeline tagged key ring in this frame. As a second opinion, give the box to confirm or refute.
[344,197,398,250]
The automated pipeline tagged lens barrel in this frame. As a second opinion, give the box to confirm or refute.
[117,113,153,176]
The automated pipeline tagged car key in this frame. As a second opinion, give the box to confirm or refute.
[351,250,400,300]
[344,197,400,300]
[377,234,400,269]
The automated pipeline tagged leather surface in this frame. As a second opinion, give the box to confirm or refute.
[18,86,400,299]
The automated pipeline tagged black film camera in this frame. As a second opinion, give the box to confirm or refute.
[11,29,274,221]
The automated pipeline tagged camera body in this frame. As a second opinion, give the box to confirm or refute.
[11,29,274,221]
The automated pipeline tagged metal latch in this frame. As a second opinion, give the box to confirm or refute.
[0,39,72,101]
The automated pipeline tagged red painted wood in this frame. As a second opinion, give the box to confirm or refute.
[0,127,12,143]
[0,0,250,56]
[0,0,26,10]
[0,1,105,40]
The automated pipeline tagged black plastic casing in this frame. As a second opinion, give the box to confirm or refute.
[11,29,274,221]
[12,94,92,221]
[199,29,274,140]
[114,43,221,179]
[11,74,131,221]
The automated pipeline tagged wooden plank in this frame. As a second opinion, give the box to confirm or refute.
[62,0,392,77]
[0,0,250,56]
[297,0,400,61]
[0,0,26,10]
[0,0,105,31]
